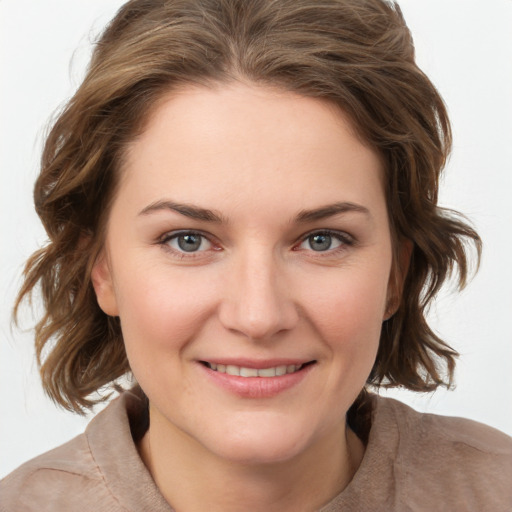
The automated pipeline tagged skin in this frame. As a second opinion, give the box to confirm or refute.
[92,82,400,511]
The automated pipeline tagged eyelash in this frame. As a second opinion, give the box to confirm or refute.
[157,229,355,258]
[158,230,217,259]
[294,229,355,255]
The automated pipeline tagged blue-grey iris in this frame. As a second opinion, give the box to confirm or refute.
[309,234,332,251]
[178,234,202,252]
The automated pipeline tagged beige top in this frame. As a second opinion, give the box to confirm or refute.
[1,388,511,511]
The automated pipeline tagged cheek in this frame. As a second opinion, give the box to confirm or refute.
[304,268,389,337]
[299,263,389,383]
[113,264,218,354]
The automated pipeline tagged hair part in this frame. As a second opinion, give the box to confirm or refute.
[15,0,481,413]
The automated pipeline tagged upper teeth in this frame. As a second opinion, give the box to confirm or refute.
[206,363,303,377]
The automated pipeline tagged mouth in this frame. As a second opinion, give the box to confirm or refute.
[199,359,317,398]
[200,361,316,378]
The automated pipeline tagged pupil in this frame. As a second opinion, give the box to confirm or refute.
[178,234,201,252]
[310,234,331,251]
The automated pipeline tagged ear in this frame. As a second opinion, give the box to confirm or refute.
[384,239,413,321]
[91,249,119,316]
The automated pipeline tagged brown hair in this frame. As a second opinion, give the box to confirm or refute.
[15,0,481,413]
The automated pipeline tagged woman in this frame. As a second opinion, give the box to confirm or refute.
[1,0,511,510]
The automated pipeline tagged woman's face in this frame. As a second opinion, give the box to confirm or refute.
[93,82,395,464]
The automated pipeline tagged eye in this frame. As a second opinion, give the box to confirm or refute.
[297,230,353,252]
[162,231,213,253]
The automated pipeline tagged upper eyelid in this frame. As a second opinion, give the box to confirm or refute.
[296,228,354,243]
[159,230,216,253]
[289,230,355,257]
[159,229,212,242]
[157,228,354,251]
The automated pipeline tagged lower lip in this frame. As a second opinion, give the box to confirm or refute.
[198,363,315,399]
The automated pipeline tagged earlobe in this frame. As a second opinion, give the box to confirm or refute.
[91,250,119,316]
[384,239,413,320]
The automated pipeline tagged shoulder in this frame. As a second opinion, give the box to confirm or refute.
[380,396,512,460]
[374,396,512,511]
[0,433,117,512]
[0,388,168,512]
[0,390,143,512]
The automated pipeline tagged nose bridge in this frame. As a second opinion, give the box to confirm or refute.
[219,244,298,339]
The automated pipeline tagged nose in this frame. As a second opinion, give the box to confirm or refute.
[218,248,299,340]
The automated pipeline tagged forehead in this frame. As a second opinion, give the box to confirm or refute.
[118,82,385,219]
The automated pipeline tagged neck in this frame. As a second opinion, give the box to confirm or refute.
[138,407,365,512]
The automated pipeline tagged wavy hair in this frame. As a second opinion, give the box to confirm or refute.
[15,0,481,413]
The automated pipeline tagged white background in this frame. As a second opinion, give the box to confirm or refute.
[1,0,511,478]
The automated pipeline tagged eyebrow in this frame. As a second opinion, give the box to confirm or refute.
[138,200,224,222]
[138,199,371,224]
[295,202,371,223]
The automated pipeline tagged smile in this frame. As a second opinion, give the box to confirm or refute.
[203,362,308,377]
[199,360,316,398]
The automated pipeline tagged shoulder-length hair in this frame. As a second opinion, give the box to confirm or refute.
[16,0,481,413]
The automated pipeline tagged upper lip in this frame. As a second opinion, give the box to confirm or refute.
[198,358,316,369]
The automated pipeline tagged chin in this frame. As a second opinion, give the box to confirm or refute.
[213,438,304,466]
[200,417,316,465]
